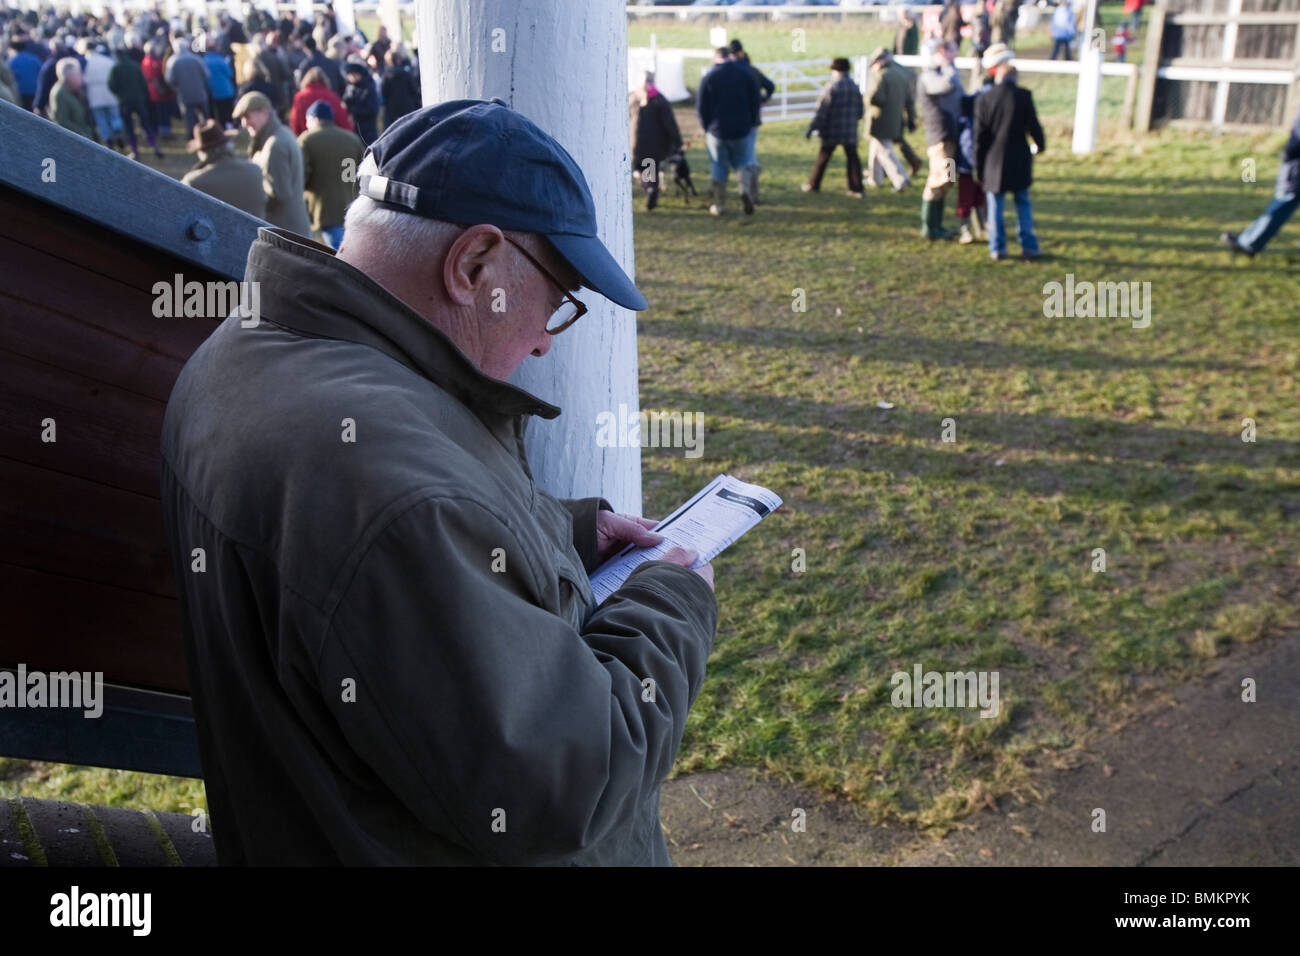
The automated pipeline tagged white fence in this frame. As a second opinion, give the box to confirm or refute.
[740,54,1139,123]
[627,3,891,21]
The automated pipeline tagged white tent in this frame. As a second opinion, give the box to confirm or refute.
[628,47,689,103]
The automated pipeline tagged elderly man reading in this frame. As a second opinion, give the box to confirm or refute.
[160,99,718,866]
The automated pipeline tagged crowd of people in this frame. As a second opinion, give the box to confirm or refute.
[2,3,421,248]
[633,23,1047,262]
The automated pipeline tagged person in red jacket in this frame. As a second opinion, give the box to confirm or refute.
[141,40,177,140]
[289,66,351,135]
[1123,0,1148,33]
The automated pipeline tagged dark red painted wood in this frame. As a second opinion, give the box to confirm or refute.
[0,185,227,694]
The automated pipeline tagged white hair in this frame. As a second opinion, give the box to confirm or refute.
[55,57,81,81]
[341,157,538,294]
[342,198,463,272]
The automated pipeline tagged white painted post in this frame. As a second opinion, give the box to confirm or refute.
[379,0,405,45]
[415,0,642,514]
[1072,0,1102,154]
[334,0,357,38]
[1214,0,1243,127]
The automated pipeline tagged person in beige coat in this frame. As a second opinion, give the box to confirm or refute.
[233,90,312,236]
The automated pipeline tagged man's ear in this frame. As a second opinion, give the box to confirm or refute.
[443,224,507,308]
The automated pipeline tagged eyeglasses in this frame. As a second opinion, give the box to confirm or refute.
[500,234,587,334]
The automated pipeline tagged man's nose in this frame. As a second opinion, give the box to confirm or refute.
[531,330,552,359]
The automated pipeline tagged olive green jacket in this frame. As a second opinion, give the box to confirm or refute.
[298,121,365,232]
[867,62,915,143]
[160,228,718,865]
[50,81,96,141]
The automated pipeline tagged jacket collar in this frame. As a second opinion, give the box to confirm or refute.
[251,113,281,152]
[245,227,561,422]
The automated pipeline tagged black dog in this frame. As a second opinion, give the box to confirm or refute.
[667,150,698,202]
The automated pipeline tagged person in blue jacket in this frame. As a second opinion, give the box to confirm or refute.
[202,34,237,128]
[6,34,43,111]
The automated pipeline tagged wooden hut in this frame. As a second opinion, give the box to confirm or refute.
[1143,0,1300,128]
[0,101,263,777]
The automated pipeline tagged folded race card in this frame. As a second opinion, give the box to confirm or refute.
[588,474,782,605]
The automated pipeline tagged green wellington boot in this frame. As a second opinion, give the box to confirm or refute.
[930,195,958,240]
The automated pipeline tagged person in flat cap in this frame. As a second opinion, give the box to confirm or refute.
[233,88,313,236]
[973,44,1046,260]
[160,99,717,866]
[180,118,267,219]
[864,46,915,192]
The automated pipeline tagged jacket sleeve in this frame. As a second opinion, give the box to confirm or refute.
[1283,109,1300,161]
[1024,90,1046,153]
[808,84,830,135]
[263,139,289,204]
[662,98,683,153]
[755,67,775,102]
[557,496,613,573]
[316,495,717,865]
[696,75,711,131]
[299,133,313,189]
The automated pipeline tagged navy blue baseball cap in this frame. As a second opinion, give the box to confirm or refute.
[306,99,333,122]
[359,98,646,311]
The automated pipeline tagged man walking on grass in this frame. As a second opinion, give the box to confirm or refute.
[1221,103,1300,258]
[803,57,865,197]
[864,47,914,192]
[697,47,762,216]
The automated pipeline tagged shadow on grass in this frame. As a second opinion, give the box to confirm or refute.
[640,385,1300,513]
[636,319,1249,373]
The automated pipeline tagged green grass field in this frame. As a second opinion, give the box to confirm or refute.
[630,108,1299,827]
[4,12,1298,836]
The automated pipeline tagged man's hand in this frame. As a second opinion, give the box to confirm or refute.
[594,513,715,591]
[659,546,715,592]
[595,511,662,564]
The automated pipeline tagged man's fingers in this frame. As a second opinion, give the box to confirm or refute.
[656,548,713,590]
[606,513,662,546]
[658,546,698,568]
